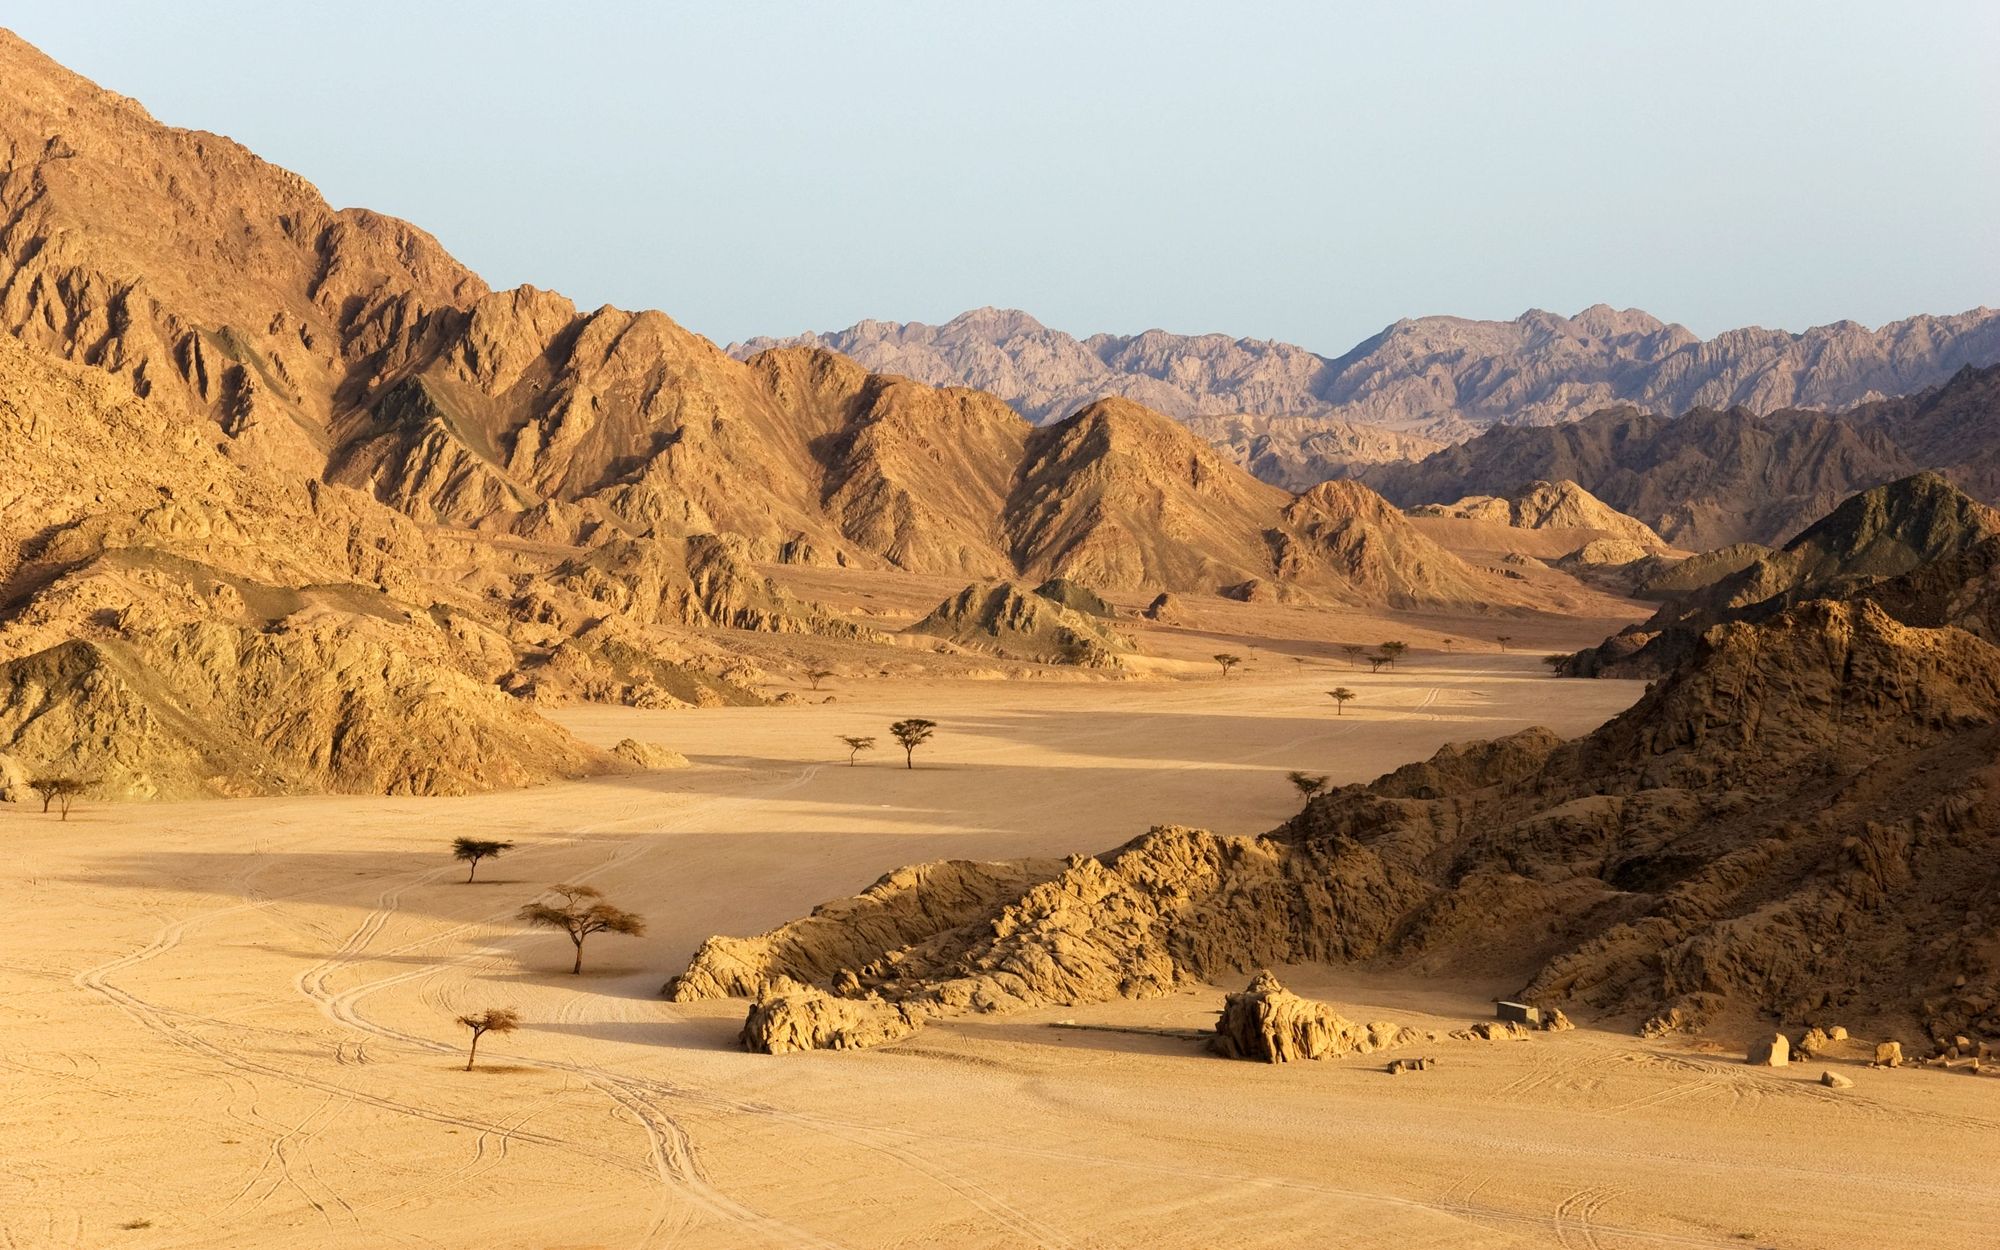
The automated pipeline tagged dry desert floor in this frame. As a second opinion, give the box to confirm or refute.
[4,652,1999,1249]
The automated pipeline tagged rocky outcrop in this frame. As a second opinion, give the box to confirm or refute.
[1210,971,1419,1062]
[739,978,919,1055]
[907,583,1133,667]
[666,858,1067,1001]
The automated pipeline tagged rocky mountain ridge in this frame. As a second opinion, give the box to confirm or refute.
[732,303,2000,445]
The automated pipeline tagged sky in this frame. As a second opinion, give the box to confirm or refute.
[8,2,1997,353]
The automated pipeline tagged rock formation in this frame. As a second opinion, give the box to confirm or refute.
[739,978,919,1055]
[907,583,1133,667]
[1210,971,1419,1062]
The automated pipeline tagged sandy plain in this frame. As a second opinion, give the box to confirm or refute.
[4,605,1998,1250]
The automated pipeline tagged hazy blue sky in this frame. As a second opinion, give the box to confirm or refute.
[9,2,1996,351]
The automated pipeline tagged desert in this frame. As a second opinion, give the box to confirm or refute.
[3,10,2000,1250]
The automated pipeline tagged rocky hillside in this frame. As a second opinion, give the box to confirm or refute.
[671,489,2000,1048]
[733,304,2000,445]
[1567,473,2000,677]
[1368,401,1925,550]
[1368,364,2000,551]
[1179,413,1444,492]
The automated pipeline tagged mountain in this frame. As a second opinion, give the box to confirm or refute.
[671,481,2000,1048]
[732,304,2000,446]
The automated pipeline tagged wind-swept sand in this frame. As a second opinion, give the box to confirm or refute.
[4,655,1998,1249]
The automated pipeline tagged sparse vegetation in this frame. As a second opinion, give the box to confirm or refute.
[1326,687,1356,715]
[1542,654,1568,675]
[1379,640,1409,666]
[839,734,877,766]
[807,669,835,691]
[456,1007,521,1070]
[1341,644,1365,668]
[518,884,646,974]
[1213,653,1242,678]
[1366,654,1391,673]
[1496,635,1514,652]
[1287,771,1329,801]
[889,718,936,769]
[28,776,86,820]
[451,837,515,883]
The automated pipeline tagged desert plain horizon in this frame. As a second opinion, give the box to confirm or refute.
[3,12,2000,1250]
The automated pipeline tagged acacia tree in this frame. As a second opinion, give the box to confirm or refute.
[807,669,835,692]
[1214,653,1242,678]
[1379,641,1409,666]
[1542,654,1568,676]
[1341,644,1365,669]
[1366,654,1391,674]
[29,777,85,820]
[1287,771,1329,801]
[456,1007,520,1071]
[518,884,646,975]
[889,719,936,769]
[1326,687,1356,715]
[839,735,876,766]
[1496,635,1514,652]
[452,837,515,883]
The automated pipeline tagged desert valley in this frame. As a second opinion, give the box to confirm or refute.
[2,17,1999,1250]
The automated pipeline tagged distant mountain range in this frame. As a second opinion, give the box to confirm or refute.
[732,304,2000,443]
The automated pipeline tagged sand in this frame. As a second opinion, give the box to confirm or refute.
[4,653,1998,1249]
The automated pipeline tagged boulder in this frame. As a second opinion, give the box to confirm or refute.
[1211,971,1412,1063]
[612,739,690,769]
[738,978,919,1055]
[1797,1027,1833,1058]
[1453,1021,1533,1042]
[1142,592,1183,623]
[1874,1041,1903,1068]
[1820,1070,1854,1089]
[0,751,25,803]
[1748,1032,1790,1066]
[1828,1026,1848,1040]
[1542,1008,1575,1032]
